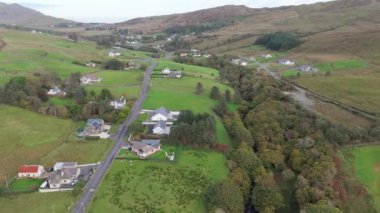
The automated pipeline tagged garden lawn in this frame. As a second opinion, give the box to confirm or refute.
[89,148,228,213]
[9,179,44,193]
[85,71,144,98]
[156,59,219,79]
[344,145,380,211]
[282,70,300,78]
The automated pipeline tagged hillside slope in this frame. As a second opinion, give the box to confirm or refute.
[0,2,73,28]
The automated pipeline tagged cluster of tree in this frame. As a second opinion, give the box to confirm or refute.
[255,32,301,51]
[68,33,79,42]
[86,35,116,47]
[190,55,380,212]
[103,59,125,70]
[165,111,216,147]
[164,37,191,51]
[0,73,127,123]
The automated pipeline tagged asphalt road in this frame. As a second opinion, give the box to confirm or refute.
[72,62,157,213]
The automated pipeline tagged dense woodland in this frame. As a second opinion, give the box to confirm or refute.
[255,32,301,51]
[176,55,380,212]
[0,73,130,123]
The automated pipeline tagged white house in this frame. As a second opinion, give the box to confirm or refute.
[203,54,211,58]
[110,97,127,110]
[80,74,102,85]
[162,68,171,74]
[109,51,121,57]
[279,59,295,66]
[48,168,81,189]
[86,62,97,68]
[18,165,44,178]
[153,120,171,135]
[53,162,78,171]
[180,53,188,57]
[47,87,66,96]
[241,61,248,66]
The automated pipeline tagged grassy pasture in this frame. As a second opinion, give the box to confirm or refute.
[296,71,380,114]
[316,59,368,72]
[85,71,144,98]
[0,30,107,82]
[282,70,300,78]
[89,148,228,213]
[343,145,380,211]
[156,59,219,79]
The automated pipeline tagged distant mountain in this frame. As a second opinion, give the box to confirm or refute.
[117,5,261,33]
[0,2,74,28]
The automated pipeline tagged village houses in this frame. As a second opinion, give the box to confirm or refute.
[82,119,111,139]
[47,86,66,97]
[279,59,296,66]
[131,140,161,158]
[47,168,81,189]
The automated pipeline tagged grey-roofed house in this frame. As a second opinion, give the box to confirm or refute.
[132,140,161,158]
[85,119,105,135]
[48,168,81,189]
[298,65,316,72]
[150,107,170,121]
[153,120,171,135]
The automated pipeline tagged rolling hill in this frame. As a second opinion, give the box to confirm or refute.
[0,2,73,28]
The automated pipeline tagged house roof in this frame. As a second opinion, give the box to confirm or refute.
[153,107,170,117]
[48,168,80,184]
[87,119,104,130]
[141,139,161,146]
[54,162,77,169]
[18,165,41,173]
[154,120,166,130]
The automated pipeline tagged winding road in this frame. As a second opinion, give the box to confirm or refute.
[72,62,157,213]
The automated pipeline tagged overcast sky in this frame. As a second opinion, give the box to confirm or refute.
[1,0,334,23]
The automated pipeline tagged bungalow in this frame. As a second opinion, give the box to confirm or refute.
[85,119,105,135]
[47,86,66,97]
[132,140,161,158]
[80,74,102,85]
[279,59,295,66]
[298,65,316,72]
[167,71,182,78]
[85,62,97,68]
[48,168,81,189]
[18,165,44,178]
[53,162,78,171]
[203,53,211,58]
[153,120,171,135]
[162,68,171,74]
[109,50,121,57]
[110,97,127,110]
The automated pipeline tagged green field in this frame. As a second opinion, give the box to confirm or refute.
[282,70,300,78]
[343,145,380,211]
[0,30,107,82]
[89,148,228,212]
[316,59,368,72]
[85,71,144,98]
[296,71,380,114]
[156,59,219,79]
[9,179,44,193]
[48,97,74,106]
